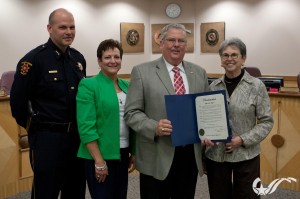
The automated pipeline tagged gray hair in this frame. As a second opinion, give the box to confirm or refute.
[218,37,247,57]
[160,23,186,41]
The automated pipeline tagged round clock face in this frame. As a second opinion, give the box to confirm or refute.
[166,3,181,18]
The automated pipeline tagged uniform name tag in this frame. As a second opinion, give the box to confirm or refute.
[49,70,58,73]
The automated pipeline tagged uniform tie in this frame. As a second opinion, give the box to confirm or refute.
[172,66,186,95]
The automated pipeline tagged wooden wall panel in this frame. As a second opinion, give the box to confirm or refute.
[20,150,32,178]
[260,94,300,191]
[0,97,33,198]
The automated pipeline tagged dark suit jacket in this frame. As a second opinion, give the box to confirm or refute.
[124,56,209,180]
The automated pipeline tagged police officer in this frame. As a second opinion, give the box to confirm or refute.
[10,8,86,199]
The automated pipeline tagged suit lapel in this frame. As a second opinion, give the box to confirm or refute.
[155,57,175,95]
[183,62,196,94]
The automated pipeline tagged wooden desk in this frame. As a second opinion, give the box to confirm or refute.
[261,92,300,191]
[0,97,32,198]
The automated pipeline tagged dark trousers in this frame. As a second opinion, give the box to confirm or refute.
[29,130,86,199]
[140,144,198,199]
[206,155,260,199]
[85,148,130,199]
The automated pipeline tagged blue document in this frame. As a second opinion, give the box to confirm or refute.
[165,90,231,146]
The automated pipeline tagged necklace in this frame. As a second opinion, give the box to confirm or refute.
[224,79,233,84]
[118,91,126,105]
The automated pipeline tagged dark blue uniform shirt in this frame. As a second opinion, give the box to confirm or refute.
[10,38,86,129]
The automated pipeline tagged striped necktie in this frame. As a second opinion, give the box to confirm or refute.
[172,66,186,95]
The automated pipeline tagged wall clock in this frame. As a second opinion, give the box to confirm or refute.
[165,3,181,18]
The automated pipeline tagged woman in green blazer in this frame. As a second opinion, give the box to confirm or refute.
[76,39,135,199]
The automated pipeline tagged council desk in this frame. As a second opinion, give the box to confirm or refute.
[0,96,32,199]
[260,92,300,191]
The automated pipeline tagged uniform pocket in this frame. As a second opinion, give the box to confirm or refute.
[45,73,64,82]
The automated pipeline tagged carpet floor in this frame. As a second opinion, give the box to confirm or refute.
[5,174,300,199]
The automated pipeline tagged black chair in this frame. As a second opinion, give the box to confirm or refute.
[297,73,300,92]
[0,71,15,95]
[244,66,262,77]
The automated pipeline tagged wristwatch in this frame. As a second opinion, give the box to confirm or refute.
[165,3,181,18]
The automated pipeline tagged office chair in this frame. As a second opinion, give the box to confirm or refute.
[244,66,262,77]
[0,71,15,95]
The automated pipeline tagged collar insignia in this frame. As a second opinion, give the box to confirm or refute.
[77,62,83,71]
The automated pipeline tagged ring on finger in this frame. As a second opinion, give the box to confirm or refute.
[161,128,165,132]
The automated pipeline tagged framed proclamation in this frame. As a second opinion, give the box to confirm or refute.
[195,90,231,142]
[165,90,231,146]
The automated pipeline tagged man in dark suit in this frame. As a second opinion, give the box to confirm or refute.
[124,23,209,199]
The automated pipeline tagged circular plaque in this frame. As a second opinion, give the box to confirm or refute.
[206,29,219,46]
[126,29,139,46]
[271,134,285,148]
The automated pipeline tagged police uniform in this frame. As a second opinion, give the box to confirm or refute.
[10,39,86,199]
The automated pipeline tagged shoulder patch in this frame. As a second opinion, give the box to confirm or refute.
[20,61,32,75]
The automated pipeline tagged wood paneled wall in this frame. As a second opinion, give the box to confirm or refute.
[0,97,33,198]
[260,93,300,191]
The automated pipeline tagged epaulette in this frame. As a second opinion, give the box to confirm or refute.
[68,46,85,63]
[18,43,48,75]
[25,43,48,57]
[69,46,83,55]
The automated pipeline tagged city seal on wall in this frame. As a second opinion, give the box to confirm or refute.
[206,29,219,46]
[126,29,139,46]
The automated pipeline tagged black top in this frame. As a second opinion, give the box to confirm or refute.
[224,69,244,97]
[10,39,86,129]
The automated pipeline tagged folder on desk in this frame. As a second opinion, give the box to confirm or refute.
[165,90,231,146]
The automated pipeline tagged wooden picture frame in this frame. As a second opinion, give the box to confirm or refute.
[120,23,144,53]
[200,22,225,53]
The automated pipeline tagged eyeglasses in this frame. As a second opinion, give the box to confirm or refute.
[165,38,187,46]
[221,53,239,60]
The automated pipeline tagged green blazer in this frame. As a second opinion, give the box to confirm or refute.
[76,72,135,160]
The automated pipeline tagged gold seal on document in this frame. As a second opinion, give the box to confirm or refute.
[199,129,205,136]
